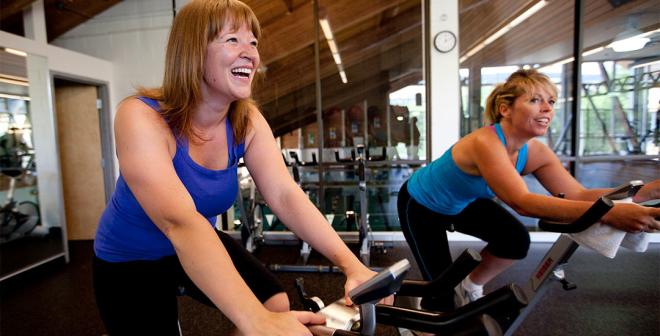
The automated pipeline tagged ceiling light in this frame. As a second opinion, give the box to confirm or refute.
[536,46,605,72]
[327,39,338,54]
[319,17,348,84]
[0,93,30,101]
[607,24,659,53]
[319,18,333,41]
[339,70,347,84]
[608,34,650,52]
[4,48,27,57]
[582,46,604,56]
[0,76,29,86]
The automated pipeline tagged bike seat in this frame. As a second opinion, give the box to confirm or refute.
[1,168,23,178]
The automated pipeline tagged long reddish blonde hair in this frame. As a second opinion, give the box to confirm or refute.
[137,0,262,143]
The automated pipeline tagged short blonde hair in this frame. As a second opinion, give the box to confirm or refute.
[484,69,558,124]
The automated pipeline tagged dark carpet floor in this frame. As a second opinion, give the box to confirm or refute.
[0,239,658,336]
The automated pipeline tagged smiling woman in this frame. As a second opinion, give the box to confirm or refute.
[91,0,377,335]
[397,68,660,311]
[202,21,259,109]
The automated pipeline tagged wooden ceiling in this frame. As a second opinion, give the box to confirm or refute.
[0,0,121,42]
[249,0,660,136]
[1,0,659,137]
[247,0,423,135]
[459,0,660,68]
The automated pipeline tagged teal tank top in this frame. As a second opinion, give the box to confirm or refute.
[407,123,527,215]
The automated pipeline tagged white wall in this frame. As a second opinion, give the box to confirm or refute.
[51,0,181,176]
[427,1,460,159]
[51,0,177,113]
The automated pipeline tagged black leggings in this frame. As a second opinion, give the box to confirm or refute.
[93,230,284,336]
[397,181,530,282]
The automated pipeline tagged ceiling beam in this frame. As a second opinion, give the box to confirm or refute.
[44,0,121,41]
[0,0,35,21]
[280,0,294,13]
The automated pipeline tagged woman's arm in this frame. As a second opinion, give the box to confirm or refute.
[527,140,611,201]
[115,99,317,335]
[468,133,660,231]
[243,110,375,297]
[466,131,589,222]
[633,179,660,203]
[528,142,659,230]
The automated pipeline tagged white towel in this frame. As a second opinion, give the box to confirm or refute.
[569,197,649,258]
[621,230,650,252]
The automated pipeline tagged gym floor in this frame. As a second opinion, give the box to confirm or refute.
[0,239,658,336]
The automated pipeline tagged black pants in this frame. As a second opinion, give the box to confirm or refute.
[397,182,530,310]
[93,230,284,336]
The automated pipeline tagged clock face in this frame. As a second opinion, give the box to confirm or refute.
[434,31,457,53]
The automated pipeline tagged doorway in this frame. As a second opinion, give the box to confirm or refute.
[53,77,114,240]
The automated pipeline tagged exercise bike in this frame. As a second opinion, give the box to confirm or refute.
[234,159,267,253]
[334,144,387,266]
[297,248,528,335]
[425,181,648,335]
[0,152,40,243]
[296,183,642,335]
[495,180,649,335]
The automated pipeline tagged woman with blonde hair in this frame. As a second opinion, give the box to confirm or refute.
[397,69,660,311]
[93,1,376,335]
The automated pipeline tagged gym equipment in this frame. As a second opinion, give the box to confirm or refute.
[496,180,644,335]
[334,145,387,266]
[298,182,646,335]
[0,152,40,243]
[297,251,527,336]
[267,151,345,273]
[234,160,266,253]
[288,151,318,264]
[234,151,343,272]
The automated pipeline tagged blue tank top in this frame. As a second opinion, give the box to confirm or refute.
[94,97,245,262]
[407,123,527,215]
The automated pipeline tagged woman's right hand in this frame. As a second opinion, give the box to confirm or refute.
[603,203,660,233]
[632,179,660,203]
[245,310,326,336]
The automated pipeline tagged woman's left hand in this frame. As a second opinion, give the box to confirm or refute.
[343,265,395,306]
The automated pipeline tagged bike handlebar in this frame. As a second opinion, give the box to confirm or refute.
[538,196,614,233]
[537,181,645,233]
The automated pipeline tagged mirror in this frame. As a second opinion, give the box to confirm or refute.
[0,48,66,280]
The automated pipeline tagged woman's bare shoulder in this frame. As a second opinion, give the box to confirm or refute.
[114,97,176,155]
[457,126,499,150]
[116,97,170,133]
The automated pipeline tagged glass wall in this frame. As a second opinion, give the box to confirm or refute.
[247,0,425,234]
[234,0,658,235]
[458,0,659,228]
[0,50,40,248]
[574,0,659,189]
[0,49,66,279]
